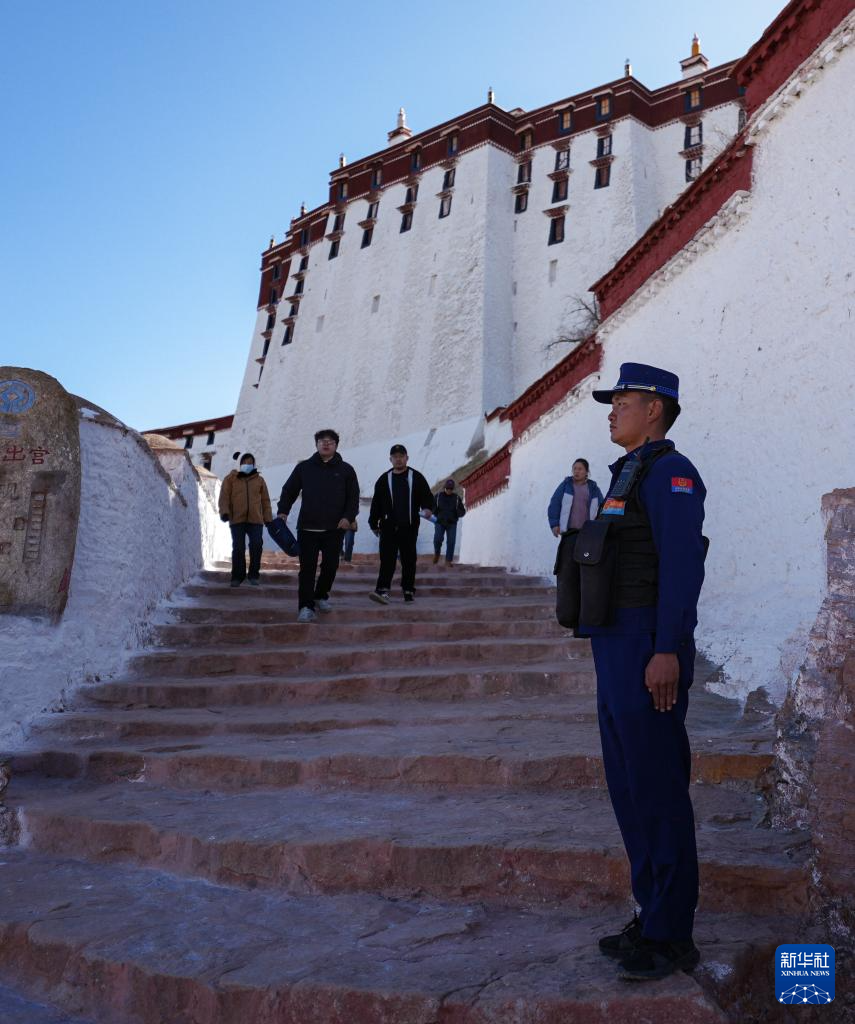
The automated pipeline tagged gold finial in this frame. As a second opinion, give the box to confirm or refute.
[624,59,632,77]
[692,34,701,57]
[339,152,347,168]
[487,86,495,104]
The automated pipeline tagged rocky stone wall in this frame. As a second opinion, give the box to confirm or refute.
[774,488,855,951]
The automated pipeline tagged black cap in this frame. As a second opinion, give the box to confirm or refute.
[390,444,407,455]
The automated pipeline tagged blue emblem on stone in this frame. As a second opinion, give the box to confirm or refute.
[0,380,36,415]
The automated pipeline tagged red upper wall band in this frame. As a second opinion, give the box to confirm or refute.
[591,139,753,320]
[735,0,855,115]
[459,442,512,506]
[501,339,602,438]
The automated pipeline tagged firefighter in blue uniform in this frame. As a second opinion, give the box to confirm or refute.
[578,363,706,981]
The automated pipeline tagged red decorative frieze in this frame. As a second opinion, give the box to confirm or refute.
[591,139,753,320]
[459,442,512,507]
[735,0,855,115]
[500,338,602,437]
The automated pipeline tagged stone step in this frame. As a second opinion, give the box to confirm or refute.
[166,596,556,625]
[17,697,773,793]
[129,637,586,680]
[84,661,599,708]
[0,984,94,1024]
[204,567,549,586]
[183,580,554,601]
[0,849,793,1024]
[8,780,808,915]
[153,615,571,648]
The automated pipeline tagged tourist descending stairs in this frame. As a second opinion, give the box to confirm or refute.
[0,557,808,1023]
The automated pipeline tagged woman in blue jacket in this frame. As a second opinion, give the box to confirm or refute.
[547,458,604,536]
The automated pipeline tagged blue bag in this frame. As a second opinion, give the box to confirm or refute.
[266,518,300,556]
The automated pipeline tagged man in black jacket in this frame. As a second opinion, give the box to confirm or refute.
[432,478,466,565]
[368,444,434,604]
[277,429,360,622]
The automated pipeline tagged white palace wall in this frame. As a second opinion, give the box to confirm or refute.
[229,91,740,476]
[463,20,855,704]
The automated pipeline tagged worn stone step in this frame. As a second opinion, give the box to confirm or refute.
[130,637,584,681]
[0,984,94,1024]
[83,661,598,708]
[166,596,556,626]
[202,568,549,586]
[17,695,774,793]
[153,616,571,648]
[0,850,795,1024]
[9,780,807,915]
[182,582,554,604]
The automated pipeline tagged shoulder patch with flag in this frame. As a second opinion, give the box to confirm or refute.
[671,476,694,494]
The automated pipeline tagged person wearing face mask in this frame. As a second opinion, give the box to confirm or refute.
[219,452,272,588]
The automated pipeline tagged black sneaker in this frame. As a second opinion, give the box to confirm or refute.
[229,580,243,588]
[618,937,700,981]
[403,591,415,602]
[598,914,642,959]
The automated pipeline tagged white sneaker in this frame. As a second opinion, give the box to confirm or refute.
[316,598,333,613]
[297,607,316,623]
[369,590,391,605]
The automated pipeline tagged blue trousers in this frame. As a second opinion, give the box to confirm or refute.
[230,523,263,582]
[433,521,457,561]
[341,528,355,562]
[590,633,698,941]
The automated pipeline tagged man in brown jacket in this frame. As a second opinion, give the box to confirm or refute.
[219,452,272,587]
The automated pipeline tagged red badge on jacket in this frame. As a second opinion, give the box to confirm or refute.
[671,477,694,494]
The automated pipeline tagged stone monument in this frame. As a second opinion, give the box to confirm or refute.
[0,368,81,620]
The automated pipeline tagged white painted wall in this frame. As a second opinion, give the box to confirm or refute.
[463,22,855,704]
[0,410,230,750]
[228,98,740,476]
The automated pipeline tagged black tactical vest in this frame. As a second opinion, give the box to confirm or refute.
[597,447,672,609]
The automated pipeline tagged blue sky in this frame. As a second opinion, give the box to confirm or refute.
[1,0,784,431]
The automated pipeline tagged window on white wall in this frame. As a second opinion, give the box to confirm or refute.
[684,123,703,148]
[555,149,570,171]
[361,227,373,248]
[514,191,528,213]
[551,179,568,203]
[328,240,340,260]
[371,295,381,313]
[597,135,612,158]
[442,167,456,190]
[685,157,702,182]
[517,161,532,184]
[548,216,565,245]
[439,195,452,218]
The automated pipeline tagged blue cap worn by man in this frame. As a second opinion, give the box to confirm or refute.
[582,362,707,981]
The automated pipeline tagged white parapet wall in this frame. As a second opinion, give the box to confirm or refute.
[0,403,230,750]
[463,13,855,705]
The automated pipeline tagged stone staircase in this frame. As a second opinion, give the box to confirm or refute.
[0,558,810,1023]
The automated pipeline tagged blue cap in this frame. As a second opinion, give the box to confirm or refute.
[592,362,680,406]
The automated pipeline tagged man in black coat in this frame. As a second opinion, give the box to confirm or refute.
[368,444,434,604]
[277,429,360,622]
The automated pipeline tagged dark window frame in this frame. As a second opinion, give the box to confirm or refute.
[684,85,704,112]
[514,191,528,214]
[442,167,456,190]
[557,109,573,134]
[439,195,452,219]
[361,227,373,248]
[597,135,612,158]
[517,160,532,184]
[328,239,340,260]
[447,132,459,156]
[595,95,612,121]
[555,149,570,171]
[400,210,413,232]
[548,216,565,245]
[684,123,703,148]
[594,164,611,189]
[551,178,568,203]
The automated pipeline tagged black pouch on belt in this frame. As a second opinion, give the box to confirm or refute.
[554,529,581,628]
[574,519,617,627]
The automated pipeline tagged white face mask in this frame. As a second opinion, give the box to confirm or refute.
[240,464,255,474]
